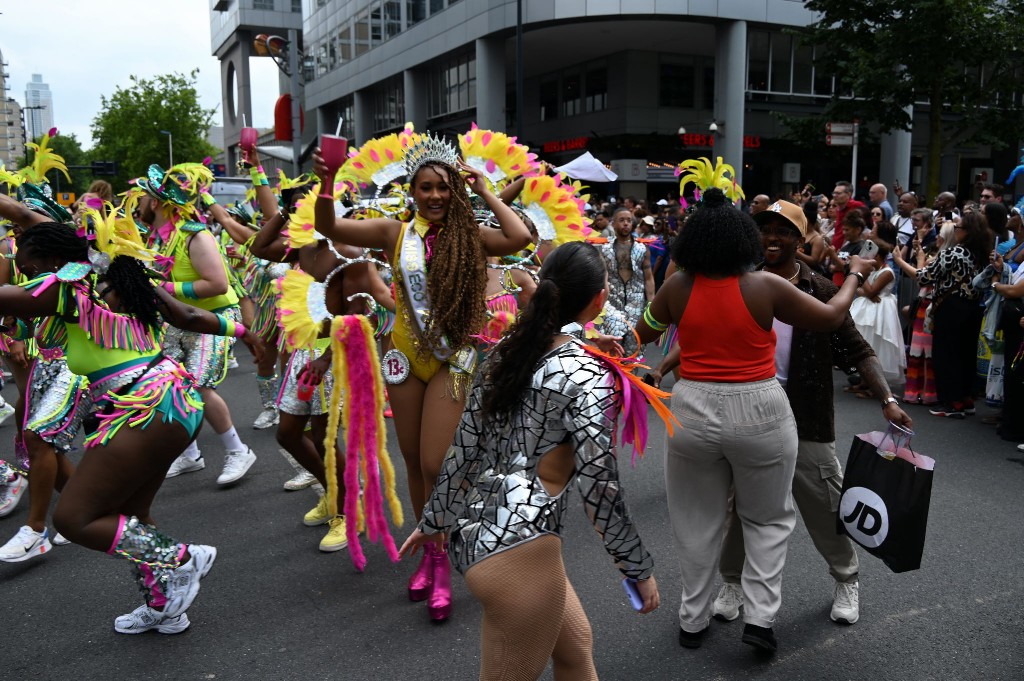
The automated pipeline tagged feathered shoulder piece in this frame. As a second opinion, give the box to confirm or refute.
[348,123,420,187]
[460,123,537,191]
[80,194,157,266]
[675,156,745,202]
[0,164,25,194]
[22,128,71,185]
[578,343,678,466]
[519,174,593,245]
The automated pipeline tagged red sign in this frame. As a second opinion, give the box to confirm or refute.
[679,134,762,149]
[542,136,589,154]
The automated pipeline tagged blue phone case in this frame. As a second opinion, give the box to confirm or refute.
[622,578,643,611]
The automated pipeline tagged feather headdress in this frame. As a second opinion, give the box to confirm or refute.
[348,122,421,187]
[518,174,593,245]
[22,128,71,185]
[675,156,745,202]
[460,123,537,190]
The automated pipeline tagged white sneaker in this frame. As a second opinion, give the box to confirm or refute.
[114,604,190,635]
[0,402,15,427]
[165,454,205,479]
[52,532,70,546]
[711,582,744,622]
[0,525,52,563]
[252,408,279,430]
[162,544,217,619]
[0,473,26,517]
[217,447,256,486]
[831,581,860,625]
[227,354,239,369]
[283,469,318,491]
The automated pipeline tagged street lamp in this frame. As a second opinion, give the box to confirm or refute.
[158,130,173,167]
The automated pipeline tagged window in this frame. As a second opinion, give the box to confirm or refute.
[562,72,581,117]
[702,65,715,109]
[354,11,371,56]
[585,67,607,112]
[429,0,444,14]
[407,0,426,26]
[770,32,792,92]
[291,0,302,11]
[336,96,355,140]
[793,44,813,94]
[383,1,402,39]
[540,80,559,121]
[372,77,405,133]
[252,0,274,9]
[748,30,769,92]
[338,24,352,63]
[370,3,383,44]
[812,47,833,96]
[427,51,477,119]
[659,60,695,108]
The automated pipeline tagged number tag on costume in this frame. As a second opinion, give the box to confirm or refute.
[382,348,410,385]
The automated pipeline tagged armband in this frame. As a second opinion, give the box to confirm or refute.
[249,165,269,187]
[164,281,198,299]
[222,318,247,339]
[642,303,670,333]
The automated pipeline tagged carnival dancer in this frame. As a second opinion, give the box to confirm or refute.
[313,128,532,621]
[132,163,257,485]
[0,202,262,632]
[401,242,663,680]
[636,178,873,654]
[600,206,655,355]
[250,168,392,552]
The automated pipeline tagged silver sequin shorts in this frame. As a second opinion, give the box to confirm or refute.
[26,356,91,454]
[162,306,240,388]
[277,343,334,417]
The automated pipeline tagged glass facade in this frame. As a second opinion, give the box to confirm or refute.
[747,28,836,99]
[427,51,476,120]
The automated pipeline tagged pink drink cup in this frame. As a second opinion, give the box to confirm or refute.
[320,134,348,173]
[239,127,259,152]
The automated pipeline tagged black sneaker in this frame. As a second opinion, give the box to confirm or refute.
[678,626,708,649]
[741,624,777,654]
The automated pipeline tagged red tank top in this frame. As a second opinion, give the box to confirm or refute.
[677,274,777,382]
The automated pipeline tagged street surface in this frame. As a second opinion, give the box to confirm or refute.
[3,352,1023,680]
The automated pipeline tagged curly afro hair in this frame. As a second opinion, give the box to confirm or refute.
[670,187,762,276]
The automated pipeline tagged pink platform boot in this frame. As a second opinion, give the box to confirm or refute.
[408,543,434,602]
[427,543,452,622]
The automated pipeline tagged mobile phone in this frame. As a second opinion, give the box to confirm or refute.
[861,240,879,260]
[622,578,644,611]
[944,211,954,221]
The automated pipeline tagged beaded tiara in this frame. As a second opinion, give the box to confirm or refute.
[403,133,460,179]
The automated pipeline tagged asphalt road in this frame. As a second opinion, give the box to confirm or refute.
[3,353,1023,680]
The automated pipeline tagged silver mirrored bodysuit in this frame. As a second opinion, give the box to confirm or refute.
[419,339,654,579]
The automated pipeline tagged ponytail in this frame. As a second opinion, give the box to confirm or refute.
[480,241,606,421]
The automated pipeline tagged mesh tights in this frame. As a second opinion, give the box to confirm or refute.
[464,535,597,681]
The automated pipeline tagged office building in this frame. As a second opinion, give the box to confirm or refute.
[24,74,54,143]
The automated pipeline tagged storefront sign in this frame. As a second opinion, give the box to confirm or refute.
[679,134,762,149]
[542,136,589,154]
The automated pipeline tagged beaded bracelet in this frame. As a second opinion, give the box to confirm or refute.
[642,303,669,332]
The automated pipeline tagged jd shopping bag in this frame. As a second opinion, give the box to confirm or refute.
[836,428,935,573]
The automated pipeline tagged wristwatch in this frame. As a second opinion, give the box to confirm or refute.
[880,396,899,409]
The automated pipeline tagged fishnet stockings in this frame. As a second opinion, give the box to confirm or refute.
[465,535,597,681]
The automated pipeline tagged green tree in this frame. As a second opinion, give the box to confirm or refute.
[17,132,94,196]
[793,0,1024,197]
[91,70,218,187]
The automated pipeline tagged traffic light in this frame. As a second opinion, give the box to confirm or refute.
[90,161,119,176]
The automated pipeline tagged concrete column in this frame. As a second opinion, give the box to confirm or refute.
[404,69,427,131]
[354,89,372,146]
[714,20,747,190]
[474,37,506,131]
[879,105,913,206]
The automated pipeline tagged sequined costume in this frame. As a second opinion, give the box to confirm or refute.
[277,337,334,416]
[419,337,654,580]
[24,353,91,455]
[391,217,477,394]
[600,239,648,355]
[149,221,241,388]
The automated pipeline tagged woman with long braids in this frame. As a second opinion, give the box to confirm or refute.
[401,242,659,680]
[0,203,262,634]
[313,134,531,622]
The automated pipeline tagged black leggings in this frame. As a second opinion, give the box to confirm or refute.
[931,295,983,408]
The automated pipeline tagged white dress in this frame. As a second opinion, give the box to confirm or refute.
[850,266,906,384]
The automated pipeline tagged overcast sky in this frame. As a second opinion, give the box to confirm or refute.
[1,0,279,149]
